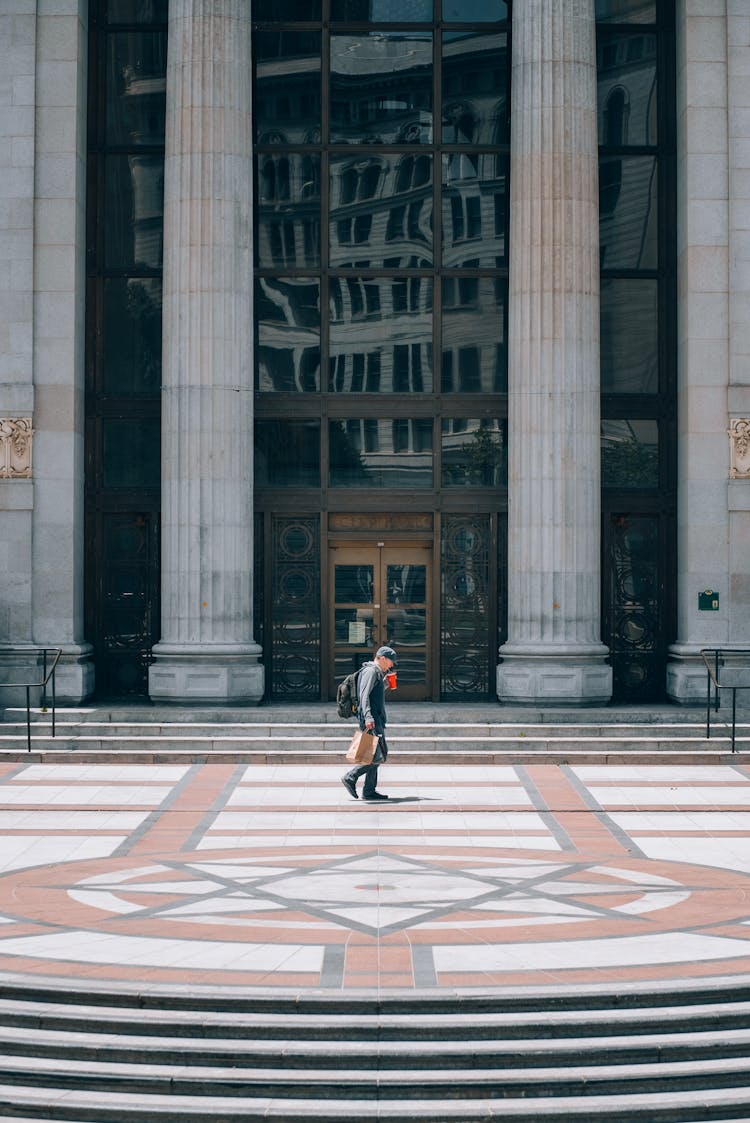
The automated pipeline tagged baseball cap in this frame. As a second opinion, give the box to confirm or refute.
[376,646,398,666]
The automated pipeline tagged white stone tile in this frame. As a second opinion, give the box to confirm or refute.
[433,931,750,974]
[633,836,750,872]
[0,835,125,872]
[0,785,172,805]
[0,930,324,972]
[574,766,737,781]
[197,835,560,851]
[588,785,750,806]
[0,811,148,829]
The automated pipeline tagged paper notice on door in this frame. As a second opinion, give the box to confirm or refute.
[348,620,367,644]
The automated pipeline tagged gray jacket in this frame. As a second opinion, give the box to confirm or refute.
[357,661,387,735]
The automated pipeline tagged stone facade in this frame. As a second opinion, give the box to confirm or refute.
[0,1,748,706]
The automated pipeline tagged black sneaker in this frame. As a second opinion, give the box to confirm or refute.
[341,776,358,800]
[363,792,389,801]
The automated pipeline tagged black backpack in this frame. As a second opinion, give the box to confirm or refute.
[336,669,361,719]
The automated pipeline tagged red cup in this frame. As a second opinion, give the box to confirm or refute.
[386,671,397,690]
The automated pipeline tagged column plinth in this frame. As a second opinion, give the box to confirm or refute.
[148,0,263,705]
[498,0,611,706]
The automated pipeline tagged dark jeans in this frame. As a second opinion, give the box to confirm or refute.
[343,734,388,797]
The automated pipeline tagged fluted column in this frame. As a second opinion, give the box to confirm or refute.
[498,0,611,705]
[148,0,263,704]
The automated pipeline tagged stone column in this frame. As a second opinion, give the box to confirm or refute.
[148,0,263,704]
[498,0,611,706]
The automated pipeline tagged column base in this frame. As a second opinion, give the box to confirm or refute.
[0,644,94,708]
[148,644,265,705]
[666,645,714,706]
[497,647,612,706]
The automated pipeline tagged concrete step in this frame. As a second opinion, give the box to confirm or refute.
[1,985,750,1120]
[1,713,748,762]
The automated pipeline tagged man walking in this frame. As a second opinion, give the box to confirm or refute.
[341,646,397,802]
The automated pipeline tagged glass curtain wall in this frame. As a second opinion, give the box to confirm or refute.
[596,0,676,701]
[85,0,167,697]
[253,0,511,700]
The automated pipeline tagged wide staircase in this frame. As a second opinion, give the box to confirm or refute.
[0,979,749,1119]
[0,701,747,762]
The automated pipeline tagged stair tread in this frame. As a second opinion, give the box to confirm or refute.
[2,1081,750,1119]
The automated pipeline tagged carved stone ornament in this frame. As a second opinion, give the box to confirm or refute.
[0,418,33,479]
[729,418,750,479]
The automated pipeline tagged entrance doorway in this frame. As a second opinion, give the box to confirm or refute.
[329,543,432,701]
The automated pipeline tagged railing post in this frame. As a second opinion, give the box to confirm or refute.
[706,655,712,740]
[25,685,31,753]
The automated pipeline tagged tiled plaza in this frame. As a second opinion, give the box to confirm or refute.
[1,760,750,993]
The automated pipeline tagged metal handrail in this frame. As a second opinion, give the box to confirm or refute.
[0,647,62,752]
[700,647,750,753]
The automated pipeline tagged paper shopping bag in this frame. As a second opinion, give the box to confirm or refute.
[345,729,378,764]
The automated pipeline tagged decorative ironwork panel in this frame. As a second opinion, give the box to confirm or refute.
[98,513,160,697]
[606,514,661,702]
[271,516,321,698]
[441,515,491,699]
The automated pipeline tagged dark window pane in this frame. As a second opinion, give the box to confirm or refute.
[254,32,321,143]
[107,0,168,22]
[102,419,160,488]
[601,419,659,488]
[330,33,432,145]
[387,565,426,604]
[329,277,433,392]
[442,33,508,144]
[103,278,162,396]
[443,0,508,20]
[599,156,657,269]
[442,154,507,265]
[597,33,657,146]
[595,0,656,22]
[600,278,658,393]
[106,33,166,147]
[256,153,320,268]
[335,566,374,603]
[104,154,164,270]
[254,0,322,16]
[329,155,432,267]
[329,419,433,487]
[332,0,431,17]
[255,420,321,486]
[442,418,506,486]
[256,278,320,392]
[442,277,506,392]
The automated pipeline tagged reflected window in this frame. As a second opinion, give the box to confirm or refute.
[256,278,320,392]
[329,419,433,487]
[330,154,432,267]
[106,32,166,147]
[442,418,507,487]
[443,0,508,20]
[442,33,509,144]
[103,278,162,396]
[597,35,657,147]
[599,156,657,269]
[595,0,656,22]
[331,0,431,18]
[601,420,659,488]
[255,421,321,487]
[329,278,433,392]
[330,33,432,145]
[442,154,507,266]
[256,153,321,269]
[442,278,505,392]
[254,32,321,143]
[600,279,658,394]
[104,155,164,270]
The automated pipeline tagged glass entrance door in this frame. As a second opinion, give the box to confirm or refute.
[330,544,431,701]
